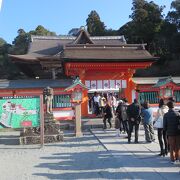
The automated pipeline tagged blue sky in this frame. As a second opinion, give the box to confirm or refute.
[0,0,172,44]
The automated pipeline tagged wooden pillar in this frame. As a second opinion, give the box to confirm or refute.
[40,94,44,148]
[79,70,88,117]
[75,103,83,137]
[124,69,136,103]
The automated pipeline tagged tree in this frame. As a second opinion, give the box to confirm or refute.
[130,0,164,44]
[86,10,106,36]
[166,0,180,31]
[119,0,164,52]
[29,25,56,36]
[68,28,79,36]
[11,29,30,54]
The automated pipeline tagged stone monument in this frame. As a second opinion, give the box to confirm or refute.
[19,87,63,145]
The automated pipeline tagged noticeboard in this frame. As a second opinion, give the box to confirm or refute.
[0,96,40,128]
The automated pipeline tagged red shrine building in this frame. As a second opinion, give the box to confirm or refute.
[2,29,161,119]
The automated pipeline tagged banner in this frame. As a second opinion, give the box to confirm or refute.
[0,96,40,128]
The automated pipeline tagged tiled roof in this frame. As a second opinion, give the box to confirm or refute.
[153,76,175,87]
[133,77,180,85]
[63,44,156,61]
[10,34,126,61]
[9,29,156,65]
[0,79,73,89]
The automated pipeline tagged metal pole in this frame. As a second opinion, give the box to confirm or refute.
[40,94,44,148]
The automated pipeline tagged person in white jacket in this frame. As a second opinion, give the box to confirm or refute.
[154,99,168,156]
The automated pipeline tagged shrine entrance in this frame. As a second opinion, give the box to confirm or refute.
[65,62,154,117]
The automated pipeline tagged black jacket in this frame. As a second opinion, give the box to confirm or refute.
[116,103,128,121]
[127,102,141,120]
[163,109,180,136]
[104,105,113,119]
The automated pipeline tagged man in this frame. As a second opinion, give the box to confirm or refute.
[116,98,129,135]
[163,101,180,164]
[127,99,141,143]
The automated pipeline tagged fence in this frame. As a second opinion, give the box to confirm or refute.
[52,94,72,108]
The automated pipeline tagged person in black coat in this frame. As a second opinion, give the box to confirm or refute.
[126,99,141,143]
[163,101,180,164]
[103,102,113,129]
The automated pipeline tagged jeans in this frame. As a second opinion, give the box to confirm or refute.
[128,121,139,142]
[157,128,168,153]
[144,123,155,142]
[103,117,112,129]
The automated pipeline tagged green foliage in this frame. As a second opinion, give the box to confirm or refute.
[166,0,180,30]
[11,29,30,55]
[0,25,57,79]
[124,0,164,45]
[86,10,106,36]
[29,25,56,36]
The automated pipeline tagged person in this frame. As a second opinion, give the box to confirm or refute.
[43,86,54,114]
[99,93,106,117]
[163,101,180,164]
[141,102,155,143]
[121,98,129,135]
[93,92,100,116]
[154,99,168,156]
[103,102,113,129]
[127,99,141,143]
[111,94,117,113]
[116,99,129,135]
[115,100,124,134]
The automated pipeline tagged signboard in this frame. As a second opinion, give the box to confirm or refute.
[0,96,40,128]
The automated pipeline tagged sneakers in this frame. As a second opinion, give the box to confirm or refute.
[174,160,180,165]
[171,160,180,165]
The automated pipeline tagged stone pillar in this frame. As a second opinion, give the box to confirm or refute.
[75,103,83,137]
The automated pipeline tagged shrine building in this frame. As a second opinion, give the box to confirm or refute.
[7,28,158,118]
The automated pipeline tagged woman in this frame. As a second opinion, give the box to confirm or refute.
[154,99,168,156]
[141,102,155,143]
[103,102,112,129]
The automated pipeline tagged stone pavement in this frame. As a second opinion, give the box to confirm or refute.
[0,126,180,180]
[91,128,180,180]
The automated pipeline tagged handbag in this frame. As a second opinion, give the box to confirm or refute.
[154,116,163,128]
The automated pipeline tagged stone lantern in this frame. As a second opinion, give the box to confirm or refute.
[65,77,88,137]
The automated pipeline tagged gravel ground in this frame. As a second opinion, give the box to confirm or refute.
[0,130,132,180]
